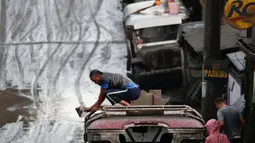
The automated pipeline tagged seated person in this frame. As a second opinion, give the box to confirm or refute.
[85,69,140,112]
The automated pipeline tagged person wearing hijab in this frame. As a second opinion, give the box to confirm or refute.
[205,119,230,143]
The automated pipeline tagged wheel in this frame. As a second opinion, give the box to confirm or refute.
[132,64,150,89]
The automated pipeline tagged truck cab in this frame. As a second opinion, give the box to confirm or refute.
[123,0,190,89]
[84,105,205,143]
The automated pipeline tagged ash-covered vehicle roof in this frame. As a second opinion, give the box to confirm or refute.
[85,105,205,130]
[178,21,247,52]
[87,116,204,130]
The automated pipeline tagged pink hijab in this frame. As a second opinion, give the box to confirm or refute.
[205,119,230,143]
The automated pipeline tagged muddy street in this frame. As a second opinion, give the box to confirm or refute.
[0,0,126,142]
[0,89,35,127]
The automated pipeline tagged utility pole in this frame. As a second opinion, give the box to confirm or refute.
[201,0,221,121]
[242,26,255,143]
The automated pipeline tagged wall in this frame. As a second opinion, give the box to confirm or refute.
[227,73,245,111]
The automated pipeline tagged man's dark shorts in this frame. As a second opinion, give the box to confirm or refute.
[105,87,140,105]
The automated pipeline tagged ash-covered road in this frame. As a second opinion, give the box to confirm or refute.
[0,0,126,142]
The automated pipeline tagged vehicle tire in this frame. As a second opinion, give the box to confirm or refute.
[132,65,143,84]
[132,64,150,89]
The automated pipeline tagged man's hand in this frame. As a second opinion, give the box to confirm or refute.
[91,106,99,112]
[87,88,106,113]
[83,107,91,112]
[240,117,245,125]
[86,105,100,112]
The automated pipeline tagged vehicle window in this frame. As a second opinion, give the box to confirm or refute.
[188,53,203,65]
[138,25,179,43]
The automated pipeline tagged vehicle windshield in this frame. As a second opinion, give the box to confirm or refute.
[138,25,179,43]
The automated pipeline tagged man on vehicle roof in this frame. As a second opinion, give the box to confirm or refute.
[85,69,140,112]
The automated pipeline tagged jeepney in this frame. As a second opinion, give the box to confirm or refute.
[84,105,205,143]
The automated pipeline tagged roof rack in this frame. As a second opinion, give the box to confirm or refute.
[100,105,203,123]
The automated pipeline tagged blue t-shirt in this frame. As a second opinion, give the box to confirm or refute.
[101,81,109,89]
[101,81,138,89]
[125,81,139,89]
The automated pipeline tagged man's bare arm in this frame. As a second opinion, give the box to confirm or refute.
[87,88,106,111]
[239,110,245,125]
[217,110,224,132]
[219,120,224,132]
[95,88,106,107]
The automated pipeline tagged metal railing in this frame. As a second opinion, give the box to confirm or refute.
[84,105,205,136]
[99,105,204,123]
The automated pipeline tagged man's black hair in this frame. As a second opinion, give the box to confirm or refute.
[215,97,225,104]
[89,69,103,78]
